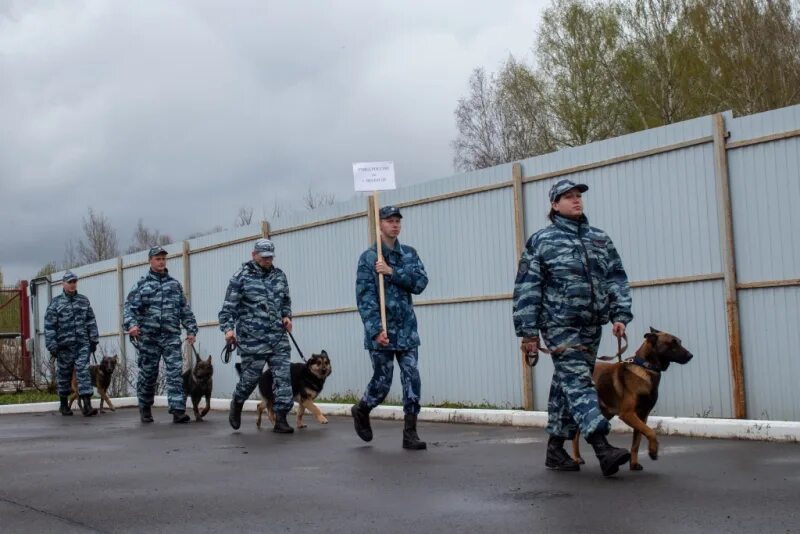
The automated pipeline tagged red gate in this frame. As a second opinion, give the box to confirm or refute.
[0,281,31,386]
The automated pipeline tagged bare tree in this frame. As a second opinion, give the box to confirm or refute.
[35,262,58,278]
[61,238,80,269]
[265,199,284,222]
[77,207,119,264]
[126,219,172,254]
[235,207,254,227]
[302,187,335,210]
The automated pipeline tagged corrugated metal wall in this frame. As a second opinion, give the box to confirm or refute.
[27,105,800,421]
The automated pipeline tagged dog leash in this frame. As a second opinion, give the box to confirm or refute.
[220,340,237,364]
[597,333,628,363]
[285,327,307,362]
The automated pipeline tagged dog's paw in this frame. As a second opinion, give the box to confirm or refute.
[574,456,585,465]
[317,416,329,424]
[649,450,658,460]
[298,423,308,429]
[630,462,644,471]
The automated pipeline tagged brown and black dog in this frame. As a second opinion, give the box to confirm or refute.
[69,355,119,413]
[254,351,332,430]
[183,353,213,421]
[572,328,693,470]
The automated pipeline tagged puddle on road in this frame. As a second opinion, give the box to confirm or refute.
[432,436,543,448]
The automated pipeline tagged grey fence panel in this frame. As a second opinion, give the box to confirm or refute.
[190,240,256,325]
[738,287,800,422]
[727,139,800,283]
[271,217,367,313]
[727,103,800,144]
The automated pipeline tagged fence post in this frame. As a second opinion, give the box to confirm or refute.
[116,257,127,367]
[19,280,31,386]
[261,221,271,239]
[712,113,747,419]
[182,241,191,304]
[512,163,534,411]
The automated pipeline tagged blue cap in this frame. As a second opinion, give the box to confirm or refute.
[148,246,168,257]
[254,238,275,258]
[549,179,588,202]
[379,206,402,219]
[63,270,77,282]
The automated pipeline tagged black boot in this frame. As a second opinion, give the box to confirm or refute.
[139,405,154,423]
[587,431,631,476]
[59,396,73,416]
[545,435,580,471]
[402,414,427,450]
[80,395,98,417]
[229,399,244,430]
[172,410,190,424]
[351,401,373,442]
[273,411,294,434]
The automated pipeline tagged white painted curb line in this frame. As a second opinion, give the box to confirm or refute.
[2,397,798,442]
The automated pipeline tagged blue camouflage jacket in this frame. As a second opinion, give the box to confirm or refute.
[218,261,292,355]
[356,240,428,351]
[44,291,99,353]
[123,269,198,338]
[513,214,632,338]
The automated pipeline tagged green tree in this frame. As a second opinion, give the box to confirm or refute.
[35,262,58,278]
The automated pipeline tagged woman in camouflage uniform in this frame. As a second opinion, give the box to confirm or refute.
[513,179,633,477]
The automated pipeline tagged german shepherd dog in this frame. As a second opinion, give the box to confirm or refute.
[254,350,332,429]
[69,355,119,413]
[183,353,213,421]
[572,328,694,470]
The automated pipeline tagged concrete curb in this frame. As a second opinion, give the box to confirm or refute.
[3,397,798,442]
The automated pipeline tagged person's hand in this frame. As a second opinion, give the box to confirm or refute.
[373,331,389,346]
[186,335,196,345]
[282,317,293,333]
[521,336,539,356]
[612,322,626,338]
[375,259,393,276]
[224,330,237,346]
[127,326,140,338]
[89,341,98,353]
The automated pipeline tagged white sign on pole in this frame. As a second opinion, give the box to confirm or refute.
[352,161,396,192]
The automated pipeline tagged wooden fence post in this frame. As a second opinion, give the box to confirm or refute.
[512,163,534,411]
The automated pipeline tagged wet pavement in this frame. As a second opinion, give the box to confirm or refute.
[0,408,798,533]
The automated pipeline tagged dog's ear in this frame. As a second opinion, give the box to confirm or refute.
[321,349,328,357]
[195,352,201,364]
[112,355,119,363]
[206,355,212,364]
[649,326,661,334]
[644,332,658,346]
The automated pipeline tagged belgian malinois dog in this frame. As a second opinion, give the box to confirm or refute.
[183,353,214,421]
[69,355,119,413]
[572,328,694,470]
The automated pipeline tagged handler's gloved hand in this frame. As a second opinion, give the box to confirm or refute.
[49,351,58,360]
[90,341,98,353]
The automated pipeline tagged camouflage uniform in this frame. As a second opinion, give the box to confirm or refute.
[356,239,428,415]
[513,181,632,439]
[219,259,293,413]
[44,276,99,397]
[124,268,198,413]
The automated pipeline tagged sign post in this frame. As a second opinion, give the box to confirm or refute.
[353,161,397,334]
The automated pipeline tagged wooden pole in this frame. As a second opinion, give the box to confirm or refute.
[261,220,271,238]
[372,192,388,333]
[712,113,747,419]
[512,163,534,411]
[116,257,127,365]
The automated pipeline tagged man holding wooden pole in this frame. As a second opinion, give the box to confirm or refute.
[351,205,429,450]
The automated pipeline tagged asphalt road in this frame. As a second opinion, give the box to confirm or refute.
[0,408,797,533]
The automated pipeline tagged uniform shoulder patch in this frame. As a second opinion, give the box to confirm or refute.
[516,259,529,278]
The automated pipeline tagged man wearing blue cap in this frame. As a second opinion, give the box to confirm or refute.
[219,238,295,434]
[513,179,633,476]
[124,246,198,424]
[352,205,429,450]
[44,271,100,416]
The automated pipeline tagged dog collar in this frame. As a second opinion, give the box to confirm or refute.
[625,357,661,373]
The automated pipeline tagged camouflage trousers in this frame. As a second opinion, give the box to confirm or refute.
[136,336,185,412]
[361,349,421,415]
[542,325,610,439]
[234,349,292,414]
[55,345,92,397]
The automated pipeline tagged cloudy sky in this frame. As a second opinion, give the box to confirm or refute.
[0,0,546,284]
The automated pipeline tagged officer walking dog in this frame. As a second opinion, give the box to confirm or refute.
[124,246,199,424]
[351,206,429,450]
[219,238,296,434]
[44,270,100,417]
[572,328,694,470]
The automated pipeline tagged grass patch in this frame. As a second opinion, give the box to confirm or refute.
[315,392,517,410]
[0,390,59,405]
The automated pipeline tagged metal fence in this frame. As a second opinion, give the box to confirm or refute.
[28,106,800,422]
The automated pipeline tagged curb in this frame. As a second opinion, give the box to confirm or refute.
[2,397,798,442]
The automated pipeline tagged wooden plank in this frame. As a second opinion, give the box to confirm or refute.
[737,278,800,290]
[116,257,126,364]
[727,128,800,150]
[512,163,534,411]
[523,136,713,183]
[270,211,368,236]
[394,181,513,210]
[629,273,724,288]
[712,113,747,419]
